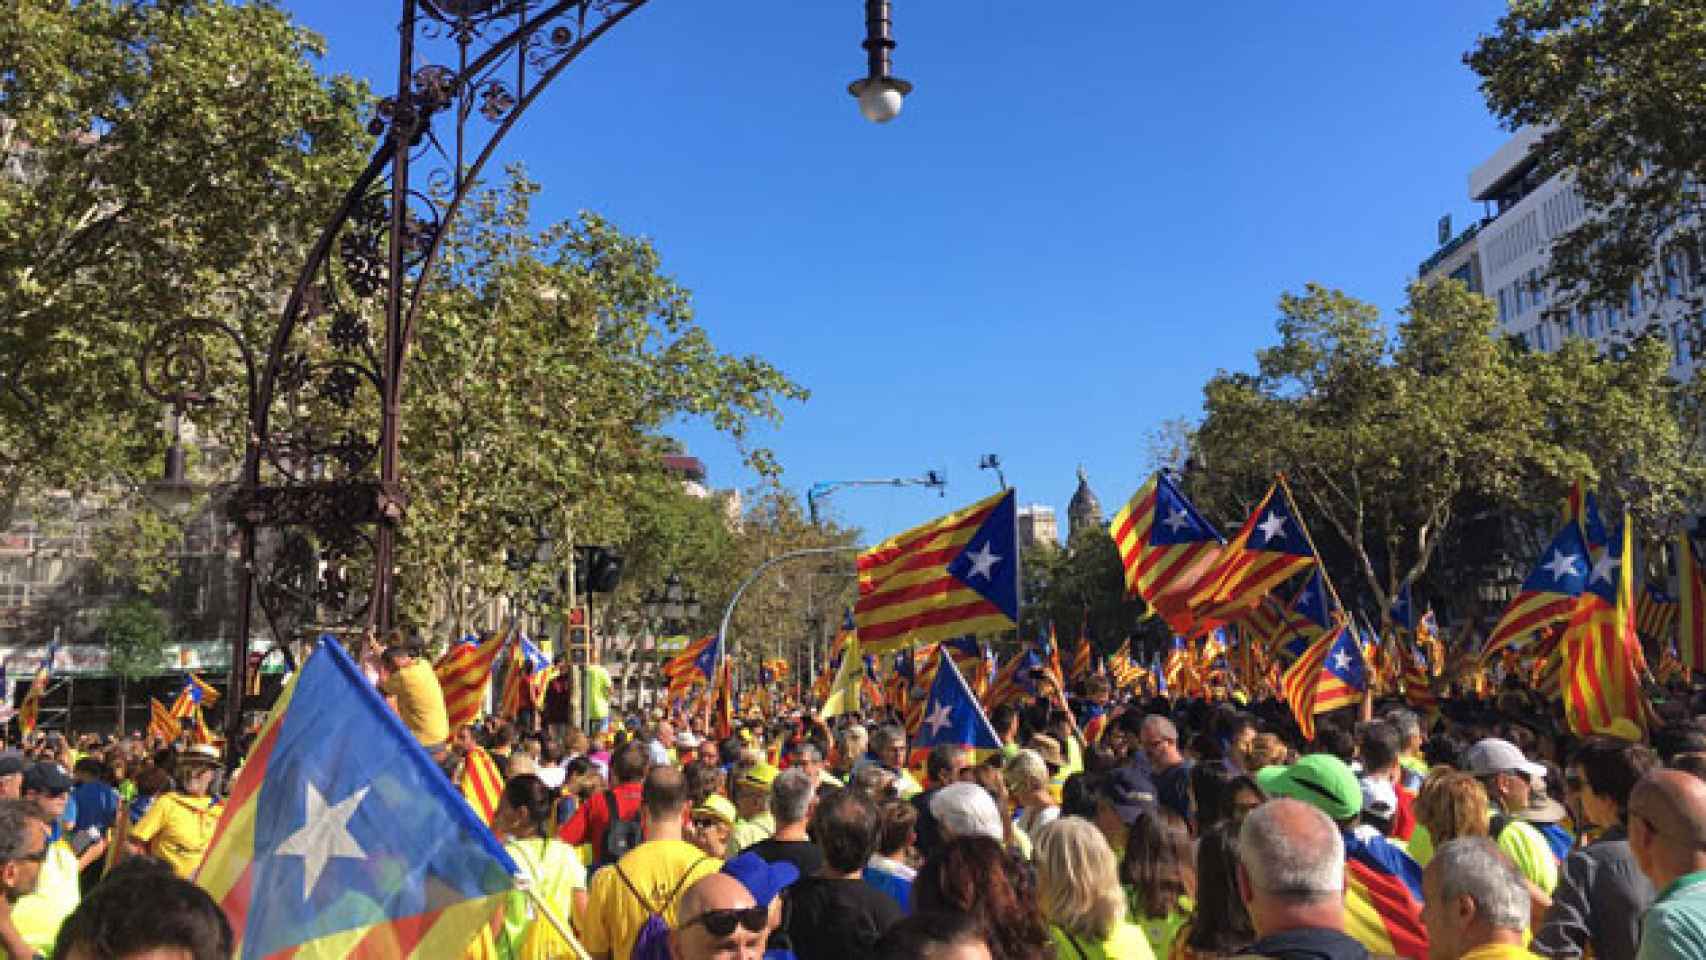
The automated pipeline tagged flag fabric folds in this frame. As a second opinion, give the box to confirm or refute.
[171,674,222,719]
[1636,585,1678,646]
[1280,622,1365,741]
[1560,520,1651,738]
[1190,479,1317,626]
[1342,841,1430,960]
[435,630,508,733]
[908,650,1003,766]
[458,746,504,827]
[149,698,183,743]
[1679,532,1706,677]
[1110,472,1224,633]
[854,491,1020,654]
[819,633,866,720]
[1481,522,1594,664]
[197,637,521,959]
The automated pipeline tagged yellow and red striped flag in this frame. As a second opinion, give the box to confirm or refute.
[1280,621,1365,742]
[148,698,182,743]
[458,745,504,826]
[1110,472,1223,634]
[188,706,216,746]
[434,628,508,732]
[1678,533,1706,677]
[854,491,1019,655]
[17,667,46,738]
[170,674,220,719]
[1561,520,1652,739]
[1190,478,1317,628]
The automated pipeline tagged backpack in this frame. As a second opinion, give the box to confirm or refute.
[613,856,709,960]
[599,789,643,866]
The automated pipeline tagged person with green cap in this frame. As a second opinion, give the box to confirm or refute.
[1256,753,1430,960]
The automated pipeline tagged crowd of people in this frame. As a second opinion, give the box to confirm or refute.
[6,644,1706,960]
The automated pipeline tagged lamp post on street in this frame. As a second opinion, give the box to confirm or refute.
[641,573,701,706]
[135,0,928,750]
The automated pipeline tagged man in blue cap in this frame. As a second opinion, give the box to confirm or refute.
[721,851,801,960]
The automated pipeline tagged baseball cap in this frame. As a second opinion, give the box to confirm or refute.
[1462,738,1546,779]
[22,763,71,795]
[1256,754,1362,822]
[181,743,222,766]
[1098,766,1158,825]
[693,794,738,826]
[0,752,25,778]
[722,851,799,908]
[738,763,779,791]
[676,731,701,750]
[1029,734,1064,769]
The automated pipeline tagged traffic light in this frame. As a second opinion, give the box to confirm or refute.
[561,545,625,595]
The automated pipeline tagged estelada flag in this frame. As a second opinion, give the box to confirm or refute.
[197,637,523,958]
[1678,532,1706,676]
[854,490,1019,654]
[435,628,509,732]
[1280,621,1365,741]
[149,698,182,743]
[1561,519,1653,739]
[171,674,221,719]
[1110,472,1223,633]
[1481,520,1593,665]
[908,649,1003,767]
[458,746,504,827]
[1190,478,1316,627]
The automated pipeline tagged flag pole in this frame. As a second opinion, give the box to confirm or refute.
[1276,474,1346,614]
[521,882,591,960]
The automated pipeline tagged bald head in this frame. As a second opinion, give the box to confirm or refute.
[672,873,763,960]
[1629,770,1706,891]
[678,873,756,924]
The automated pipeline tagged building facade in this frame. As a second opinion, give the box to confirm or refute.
[1017,504,1059,548]
[1419,127,1702,375]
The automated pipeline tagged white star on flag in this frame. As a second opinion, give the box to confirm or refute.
[923,702,954,738]
[1332,650,1352,672]
[963,542,1002,580]
[275,781,370,900]
[1162,508,1191,534]
[1256,512,1288,544]
[1589,552,1620,585]
[1542,550,1580,582]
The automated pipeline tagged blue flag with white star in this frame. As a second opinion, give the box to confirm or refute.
[196,638,519,958]
[910,649,1003,763]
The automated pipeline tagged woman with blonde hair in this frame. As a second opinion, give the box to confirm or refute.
[1034,817,1155,960]
[1005,749,1060,836]
[1410,770,1489,864]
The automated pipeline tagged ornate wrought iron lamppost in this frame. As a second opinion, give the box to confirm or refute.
[140,0,919,750]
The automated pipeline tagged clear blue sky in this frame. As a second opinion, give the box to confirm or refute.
[282,1,1510,543]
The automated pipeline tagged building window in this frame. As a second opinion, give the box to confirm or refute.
[1531,269,1546,308]
[1630,281,1642,316]
[1586,307,1599,338]
[1498,288,1511,325]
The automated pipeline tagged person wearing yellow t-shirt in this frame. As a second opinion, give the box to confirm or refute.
[128,745,223,879]
[13,763,80,955]
[581,766,719,960]
[378,645,450,755]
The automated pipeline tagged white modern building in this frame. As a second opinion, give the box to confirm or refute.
[1420,127,1703,376]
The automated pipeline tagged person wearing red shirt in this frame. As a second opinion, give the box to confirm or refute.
[559,741,648,864]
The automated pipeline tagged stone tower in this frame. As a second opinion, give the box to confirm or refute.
[1067,465,1103,541]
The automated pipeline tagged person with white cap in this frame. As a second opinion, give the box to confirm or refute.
[1463,738,1562,901]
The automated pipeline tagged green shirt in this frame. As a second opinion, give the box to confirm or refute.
[585,665,613,721]
[1638,870,1706,960]
[1049,921,1156,960]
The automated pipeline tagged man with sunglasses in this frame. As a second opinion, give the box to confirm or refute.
[670,873,766,960]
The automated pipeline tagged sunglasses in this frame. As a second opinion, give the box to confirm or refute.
[683,906,769,937]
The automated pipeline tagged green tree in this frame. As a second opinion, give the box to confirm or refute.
[1467,0,1706,313]
[395,171,809,633]
[0,1,371,529]
[1188,280,1706,628]
[97,597,174,682]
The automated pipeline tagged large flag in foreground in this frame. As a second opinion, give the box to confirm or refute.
[855,490,1020,654]
[1110,472,1223,633]
[1481,522,1593,664]
[1190,479,1316,627]
[198,638,520,958]
[1561,521,1651,739]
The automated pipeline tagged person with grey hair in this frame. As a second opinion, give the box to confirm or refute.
[1141,715,1193,821]
[1236,798,1369,960]
[929,782,1005,845]
[794,743,840,789]
[1421,837,1531,960]
[745,767,823,878]
[1384,708,1428,788]
[869,725,923,797]
[834,724,869,784]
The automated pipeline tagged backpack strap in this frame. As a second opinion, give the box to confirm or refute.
[1060,930,1092,960]
[663,855,712,908]
[612,863,659,915]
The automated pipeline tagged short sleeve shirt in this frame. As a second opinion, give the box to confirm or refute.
[130,792,221,878]
[580,839,717,960]
[380,660,450,747]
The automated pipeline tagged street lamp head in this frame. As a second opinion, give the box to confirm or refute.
[850,76,911,124]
